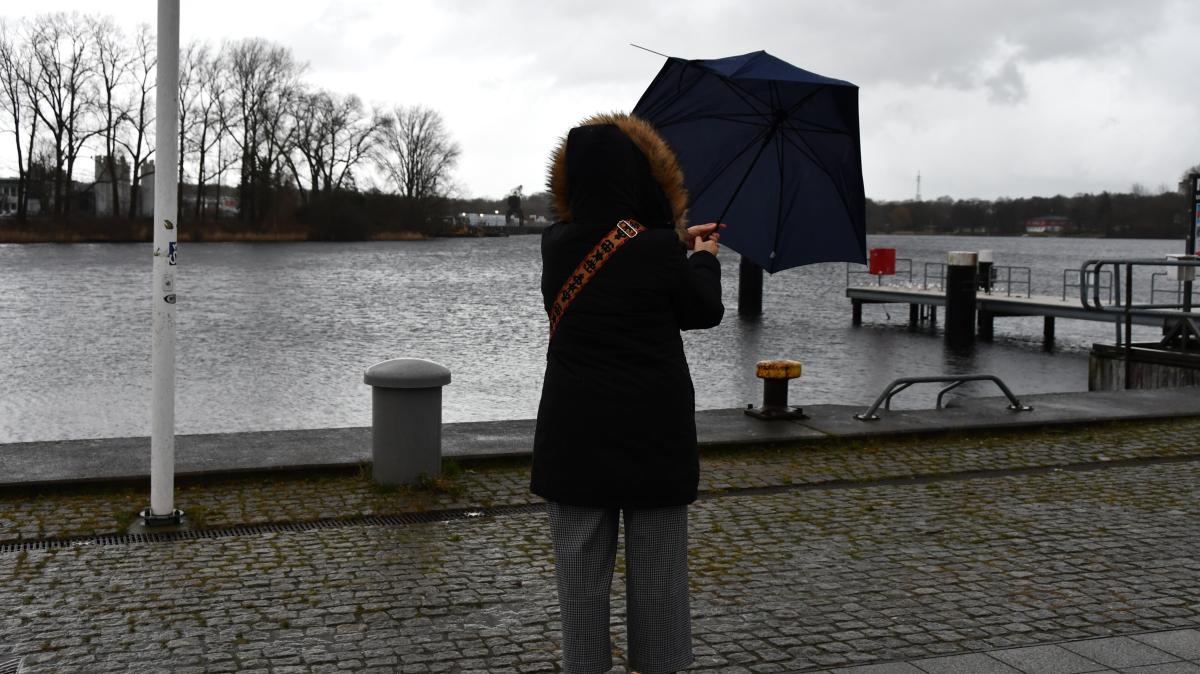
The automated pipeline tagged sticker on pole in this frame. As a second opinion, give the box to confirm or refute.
[168,242,178,265]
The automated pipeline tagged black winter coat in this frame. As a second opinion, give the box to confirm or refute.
[530,223,723,507]
[531,117,725,508]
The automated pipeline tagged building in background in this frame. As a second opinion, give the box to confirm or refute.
[94,155,132,218]
[0,178,42,217]
[1025,215,1072,235]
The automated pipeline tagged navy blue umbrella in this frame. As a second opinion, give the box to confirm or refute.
[632,50,867,273]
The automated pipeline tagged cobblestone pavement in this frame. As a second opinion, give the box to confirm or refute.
[1,419,1199,672]
[3,417,1200,543]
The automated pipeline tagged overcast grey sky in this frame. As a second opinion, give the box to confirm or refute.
[3,0,1197,201]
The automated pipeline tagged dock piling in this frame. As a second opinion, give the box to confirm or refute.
[738,257,763,319]
[945,251,978,347]
[978,309,994,341]
[977,250,994,293]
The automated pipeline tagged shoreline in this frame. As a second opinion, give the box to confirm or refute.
[3,388,1198,489]
[0,227,1178,244]
[0,228,439,244]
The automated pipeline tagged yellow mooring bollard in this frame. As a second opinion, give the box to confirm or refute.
[745,359,806,420]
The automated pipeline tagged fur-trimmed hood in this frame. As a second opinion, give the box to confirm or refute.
[546,112,688,242]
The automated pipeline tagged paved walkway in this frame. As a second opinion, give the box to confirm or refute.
[2,418,1200,672]
[830,629,1200,673]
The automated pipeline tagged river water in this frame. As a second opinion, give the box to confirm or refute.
[0,235,1182,443]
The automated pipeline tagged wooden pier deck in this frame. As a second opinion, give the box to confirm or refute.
[846,285,1169,343]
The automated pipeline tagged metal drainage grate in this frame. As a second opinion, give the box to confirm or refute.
[0,655,24,674]
[0,502,548,555]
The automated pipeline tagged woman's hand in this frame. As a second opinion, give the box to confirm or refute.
[686,222,725,255]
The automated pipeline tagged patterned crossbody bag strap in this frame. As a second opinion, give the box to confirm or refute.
[548,219,647,340]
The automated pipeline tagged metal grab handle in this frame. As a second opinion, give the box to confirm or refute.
[855,374,1033,421]
[1081,258,1200,314]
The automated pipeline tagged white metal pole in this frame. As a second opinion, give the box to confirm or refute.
[149,0,180,521]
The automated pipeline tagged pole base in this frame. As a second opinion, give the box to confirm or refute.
[744,405,807,421]
[138,508,185,527]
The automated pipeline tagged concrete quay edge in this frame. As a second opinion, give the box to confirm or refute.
[1,387,1198,490]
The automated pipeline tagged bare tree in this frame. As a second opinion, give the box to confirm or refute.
[0,18,39,221]
[91,14,130,217]
[28,12,99,221]
[220,38,303,226]
[117,23,154,220]
[289,90,385,203]
[285,89,327,204]
[210,45,242,222]
[257,77,301,228]
[189,42,224,222]
[15,28,42,220]
[177,40,209,225]
[208,127,242,222]
[378,105,460,201]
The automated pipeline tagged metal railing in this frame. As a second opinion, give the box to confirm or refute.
[922,262,946,290]
[1080,258,1200,315]
[854,374,1033,421]
[1149,271,1200,306]
[1079,259,1200,386]
[987,265,1032,298]
[920,262,1029,297]
[1064,268,1113,303]
[845,258,914,286]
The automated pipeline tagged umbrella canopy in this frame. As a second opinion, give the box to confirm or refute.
[632,50,867,273]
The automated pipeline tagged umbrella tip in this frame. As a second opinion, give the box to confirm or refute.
[630,43,670,58]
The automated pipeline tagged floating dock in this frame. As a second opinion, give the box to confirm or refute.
[846,285,1169,343]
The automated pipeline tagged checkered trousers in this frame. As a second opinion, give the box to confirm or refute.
[547,501,693,674]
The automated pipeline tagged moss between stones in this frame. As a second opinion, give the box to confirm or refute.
[0,417,1197,545]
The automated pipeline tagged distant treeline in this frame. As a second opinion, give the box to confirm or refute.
[867,187,1193,238]
[0,187,558,243]
[0,11,467,238]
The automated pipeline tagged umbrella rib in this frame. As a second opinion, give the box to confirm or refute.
[714,75,772,122]
[686,118,777,203]
[687,122,777,206]
[635,58,700,122]
[785,120,851,135]
[784,85,826,117]
[647,62,773,126]
[778,130,859,229]
[653,112,774,129]
[716,126,777,226]
[708,80,781,224]
[769,82,786,272]
[777,127,836,181]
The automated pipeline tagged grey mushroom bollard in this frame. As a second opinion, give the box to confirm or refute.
[363,358,451,486]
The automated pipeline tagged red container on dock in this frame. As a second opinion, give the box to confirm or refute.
[868,248,896,276]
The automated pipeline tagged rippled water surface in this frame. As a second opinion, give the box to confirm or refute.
[0,235,1180,442]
